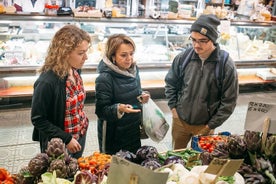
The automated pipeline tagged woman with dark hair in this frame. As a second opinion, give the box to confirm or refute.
[95,34,150,155]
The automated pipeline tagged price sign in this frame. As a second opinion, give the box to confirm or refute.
[244,102,276,134]
[205,158,243,177]
[107,156,169,184]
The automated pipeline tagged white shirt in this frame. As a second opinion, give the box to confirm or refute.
[14,0,45,12]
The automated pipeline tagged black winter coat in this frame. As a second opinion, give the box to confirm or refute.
[95,58,143,155]
[31,70,72,152]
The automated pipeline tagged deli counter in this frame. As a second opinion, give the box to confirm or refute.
[0,14,276,105]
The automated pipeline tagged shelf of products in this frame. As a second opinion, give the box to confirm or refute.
[0,15,275,101]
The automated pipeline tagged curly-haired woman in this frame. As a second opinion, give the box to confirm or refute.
[31,24,91,159]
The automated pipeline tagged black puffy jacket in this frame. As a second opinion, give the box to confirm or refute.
[95,58,143,154]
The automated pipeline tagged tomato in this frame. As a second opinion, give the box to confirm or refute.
[205,143,211,148]
[197,135,229,152]
[208,147,214,153]
[199,136,207,141]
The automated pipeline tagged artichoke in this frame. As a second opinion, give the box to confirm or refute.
[254,157,276,184]
[244,172,267,184]
[228,135,247,159]
[237,163,254,176]
[64,154,79,179]
[48,159,68,178]
[13,166,35,184]
[45,138,66,159]
[28,153,49,177]
[244,130,262,153]
[254,157,273,173]
[211,141,229,159]
[200,151,213,165]
[264,135,276,160]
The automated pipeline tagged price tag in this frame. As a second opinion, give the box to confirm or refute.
[244,102,276,134]
[107,156,169,184]
[204,158,243,177]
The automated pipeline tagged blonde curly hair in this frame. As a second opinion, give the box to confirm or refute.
[39,24,91,78]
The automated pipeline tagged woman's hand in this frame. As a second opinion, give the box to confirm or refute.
[138,91,150,104]
[66,138,81,153]
[118,103,141,113]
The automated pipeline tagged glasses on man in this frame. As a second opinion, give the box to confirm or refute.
[189,36,210,45]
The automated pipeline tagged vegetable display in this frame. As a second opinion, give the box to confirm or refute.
[200,131,276,184]
[3,130,275,184]
[11,138,79,184]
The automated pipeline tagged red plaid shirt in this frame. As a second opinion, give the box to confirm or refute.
[64,69,88,140]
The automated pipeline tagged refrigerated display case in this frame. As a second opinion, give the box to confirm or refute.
[0,14,275,105]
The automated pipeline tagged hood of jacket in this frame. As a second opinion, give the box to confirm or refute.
[97,55,137,78]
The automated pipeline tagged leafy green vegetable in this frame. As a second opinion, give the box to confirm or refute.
[38,171,72,184]
[217,176,235,184]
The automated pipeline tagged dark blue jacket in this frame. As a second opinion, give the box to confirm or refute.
[95,58,143,154]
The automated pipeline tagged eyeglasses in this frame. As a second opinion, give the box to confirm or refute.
[189,36,210,45]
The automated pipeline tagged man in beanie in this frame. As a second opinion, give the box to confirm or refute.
[165,14,238,149]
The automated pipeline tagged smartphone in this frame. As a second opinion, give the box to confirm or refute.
[132,105,139,109]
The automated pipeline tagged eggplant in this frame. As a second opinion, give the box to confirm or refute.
[136,145,158,164]
[115,150,136,162]
[163,155,185,166]
[141,158,162,170]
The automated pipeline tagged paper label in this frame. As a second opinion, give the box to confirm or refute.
[107,156,169,184]
[244,102,276,134]
[204,158,243,177]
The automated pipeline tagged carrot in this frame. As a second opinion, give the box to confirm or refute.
[0,168,14,184]
[78,152,111,174]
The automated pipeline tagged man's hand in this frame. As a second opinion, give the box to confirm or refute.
[198,125,212,135]
[171,108,179,118]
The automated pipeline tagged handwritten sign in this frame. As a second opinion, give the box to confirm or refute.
[244,102,276,134]
[205,158,243,177]
[107,156,169,184]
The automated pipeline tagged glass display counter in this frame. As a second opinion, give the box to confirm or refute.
[0,14,275,103]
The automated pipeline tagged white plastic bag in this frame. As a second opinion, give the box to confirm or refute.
[142,98,169,142]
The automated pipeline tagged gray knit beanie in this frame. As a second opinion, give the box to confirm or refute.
[190,14,220,43]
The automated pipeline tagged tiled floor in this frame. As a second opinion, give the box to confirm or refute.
[1,90,276,174]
